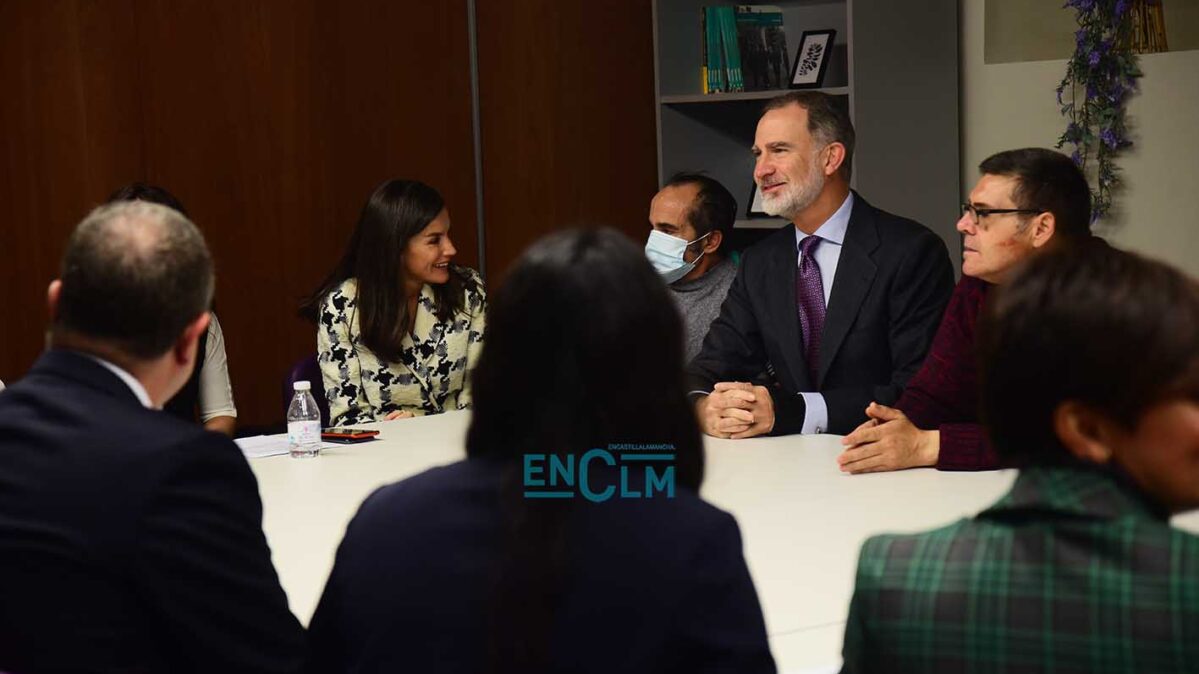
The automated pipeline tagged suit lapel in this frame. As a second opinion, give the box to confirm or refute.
[818,195,879,385]
[768,230,811,391]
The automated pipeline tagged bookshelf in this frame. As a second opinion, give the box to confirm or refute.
[653,0,961,258]
[661,87,849,104]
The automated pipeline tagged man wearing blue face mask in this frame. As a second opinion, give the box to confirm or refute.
[645,173,739,362]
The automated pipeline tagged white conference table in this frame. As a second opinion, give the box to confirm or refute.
[250,410,1199,672]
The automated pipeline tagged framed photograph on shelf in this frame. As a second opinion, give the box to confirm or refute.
[790,29,836,89]
[746,182,768,218]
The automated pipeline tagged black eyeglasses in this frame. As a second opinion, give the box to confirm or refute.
[960,202,1043,226]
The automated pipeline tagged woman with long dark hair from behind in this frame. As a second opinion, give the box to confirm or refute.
[306,228,775,673]
[300,179,485,426]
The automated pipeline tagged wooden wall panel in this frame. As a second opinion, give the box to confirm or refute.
[130,0,478,427]
[0,0,477,427]
[0,0,144,390]
[1,0,658,424]
[475,0,659,282]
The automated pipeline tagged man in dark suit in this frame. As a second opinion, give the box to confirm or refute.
[0,202,304,672]
[691,91,954,438]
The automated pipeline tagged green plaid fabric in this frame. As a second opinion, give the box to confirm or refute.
[841,466,1199,673]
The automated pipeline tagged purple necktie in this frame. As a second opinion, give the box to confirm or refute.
[796,235,825,385]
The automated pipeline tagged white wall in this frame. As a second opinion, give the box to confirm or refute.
[962,1,1199,275]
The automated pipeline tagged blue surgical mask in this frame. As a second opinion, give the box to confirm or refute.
[645,229,710,285]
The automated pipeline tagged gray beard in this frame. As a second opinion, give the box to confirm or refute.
[761,164,824,220]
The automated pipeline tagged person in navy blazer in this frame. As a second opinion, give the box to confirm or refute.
[0,202,304,673]
[690,92,954,438]
[307,229,776,673]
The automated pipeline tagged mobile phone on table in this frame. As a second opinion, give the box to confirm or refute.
[321,427,380,444]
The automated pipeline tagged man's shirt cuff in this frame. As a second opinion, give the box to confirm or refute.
[799,392,829,434]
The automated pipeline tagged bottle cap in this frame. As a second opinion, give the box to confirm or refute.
[293,380,311,391]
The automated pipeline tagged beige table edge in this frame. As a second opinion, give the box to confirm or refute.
[250,409,1199,671]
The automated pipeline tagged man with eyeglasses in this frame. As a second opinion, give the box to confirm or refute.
[838,147,1094,472]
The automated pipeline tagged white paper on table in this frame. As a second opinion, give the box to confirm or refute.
[235,434,339,459]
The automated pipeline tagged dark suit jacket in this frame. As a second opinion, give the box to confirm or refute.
[307,458,776,674]
[688,193,954,434]
[0,350,304,673]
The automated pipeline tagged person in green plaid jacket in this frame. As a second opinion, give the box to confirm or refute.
[841,242,1199,673]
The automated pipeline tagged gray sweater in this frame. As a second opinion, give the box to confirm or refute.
[669,257,737,363]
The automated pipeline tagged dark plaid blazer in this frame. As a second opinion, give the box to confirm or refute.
[842,466,1199,673]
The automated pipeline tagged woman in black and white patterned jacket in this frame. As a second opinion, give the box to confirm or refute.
[302,179,486,427]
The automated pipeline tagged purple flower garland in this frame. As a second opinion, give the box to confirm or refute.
[1056,0,1141,221]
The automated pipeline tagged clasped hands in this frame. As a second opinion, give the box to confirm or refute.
[836,402,939,474]
[696,382,775,439]
[697,390,940,473]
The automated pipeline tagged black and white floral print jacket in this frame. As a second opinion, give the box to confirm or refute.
[317,269,486,426]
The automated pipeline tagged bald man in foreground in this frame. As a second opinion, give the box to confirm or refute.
[0,202,303,672]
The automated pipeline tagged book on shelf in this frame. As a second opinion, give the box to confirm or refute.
[719,7,744,92]
[704,7,726,93]
[701,5,787,95]
[702,6,745,94]
[735,5,789,91]
[701,7,708,93]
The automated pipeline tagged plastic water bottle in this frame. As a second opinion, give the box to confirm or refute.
[286,381,321,459]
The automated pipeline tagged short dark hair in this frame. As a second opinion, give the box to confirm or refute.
[762,91,855,181]
[107,182,189,216]
[978,148,1092,240]
[55,202,214,359]
[979,241,1199,464]
[663,172,737,243]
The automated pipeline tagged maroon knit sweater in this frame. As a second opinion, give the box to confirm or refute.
[895,275,1002,471]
